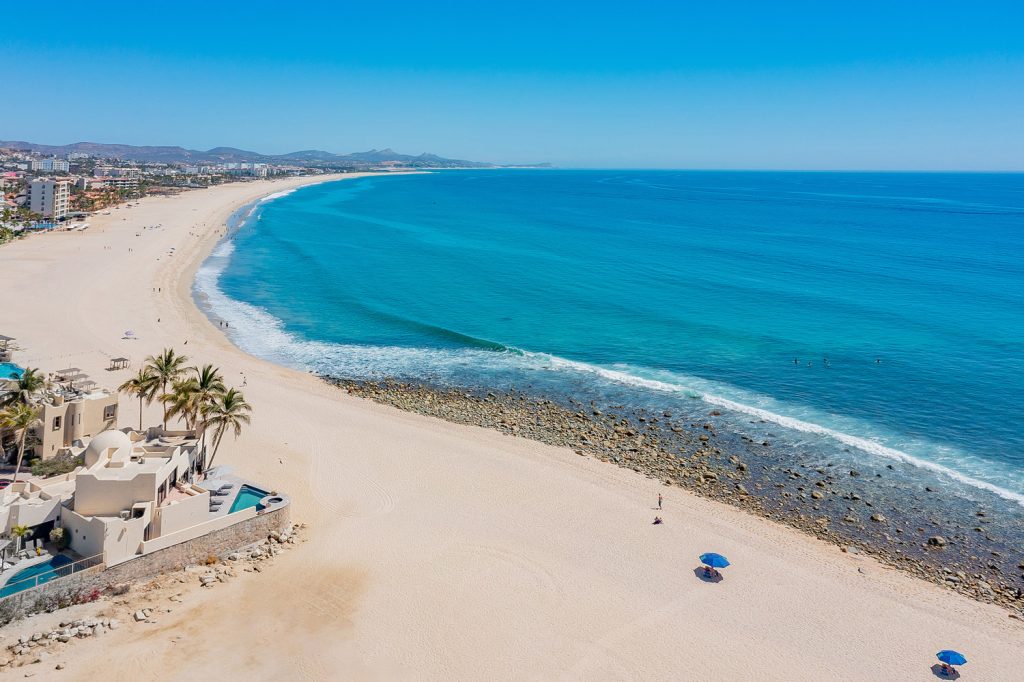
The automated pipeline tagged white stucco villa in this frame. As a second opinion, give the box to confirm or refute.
[0,427,286,594]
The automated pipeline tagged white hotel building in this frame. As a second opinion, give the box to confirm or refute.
[28,178,71,220]
[29,158,70,173]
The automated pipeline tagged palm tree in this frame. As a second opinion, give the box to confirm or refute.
[118,368,158,431]
[164,364,224,435]
[0,402,41,485]
[144,348,189,429]
[201,388,251,472]
[163,378,199,430]
[10,525,30,552]
[186,365,224,451]
[1,367,47,407]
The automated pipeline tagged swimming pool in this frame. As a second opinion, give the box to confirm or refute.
[0,554,74,597]
[0,363,24,380]
[228,485,268,514]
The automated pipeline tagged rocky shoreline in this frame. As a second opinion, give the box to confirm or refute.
[325,376,1024,617]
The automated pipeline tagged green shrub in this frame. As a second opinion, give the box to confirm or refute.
[30,454,83,478]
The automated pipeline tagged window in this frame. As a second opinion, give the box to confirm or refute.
[103,404,117,420]
[53,415,62,430]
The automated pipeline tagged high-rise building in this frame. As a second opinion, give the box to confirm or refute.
[28,178,71,219]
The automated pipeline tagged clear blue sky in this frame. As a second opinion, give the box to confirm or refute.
[3,1,1023,169]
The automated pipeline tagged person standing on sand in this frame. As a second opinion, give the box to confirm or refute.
[657,493,663,510]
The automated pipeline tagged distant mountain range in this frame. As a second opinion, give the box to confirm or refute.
[0,140,547,169]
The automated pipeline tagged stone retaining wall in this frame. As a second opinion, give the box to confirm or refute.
[0,505,290,626]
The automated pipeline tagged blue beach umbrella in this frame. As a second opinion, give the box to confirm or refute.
[699,553,730,569]
[936,650,967,666]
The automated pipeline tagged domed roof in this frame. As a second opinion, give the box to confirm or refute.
[83,429,133,468]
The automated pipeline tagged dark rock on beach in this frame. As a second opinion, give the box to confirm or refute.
[322,376,1024,616]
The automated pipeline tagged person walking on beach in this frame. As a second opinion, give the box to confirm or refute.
[657,493,663,510]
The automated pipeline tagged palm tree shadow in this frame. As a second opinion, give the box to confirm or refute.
[931,664,960,679]
[693,566,724,583]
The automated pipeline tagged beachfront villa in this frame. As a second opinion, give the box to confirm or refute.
[0,362,120,462]
[24,387,118,461]
[0,426,286,596]
[57,428,210,563]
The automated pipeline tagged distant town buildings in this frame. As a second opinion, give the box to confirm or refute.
[82,176,140,191]
[28,178,71,219]
[94,166,142,179]
[29,158,70,173]
[0,145,319,228]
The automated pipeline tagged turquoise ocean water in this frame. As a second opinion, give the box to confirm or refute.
[196,170,1024,511]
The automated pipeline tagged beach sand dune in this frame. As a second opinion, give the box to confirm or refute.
[0,176,1018,680]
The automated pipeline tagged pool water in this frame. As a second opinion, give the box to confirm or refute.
[0,554,74,597]
[229,485,268,514]
[0,363,24,380]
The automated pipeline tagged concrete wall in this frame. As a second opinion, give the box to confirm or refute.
[34,401,69,459]
[139,507,257,556]
[102,516,147,564]
[152,490,210,537]
[7,496,61,529]
[61,507,151,565]
[73,472,157,517]
[80,398,117,441]
[0,505,291,626]
[60,512,107,559]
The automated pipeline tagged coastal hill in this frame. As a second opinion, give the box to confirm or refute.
[0,139,548,169]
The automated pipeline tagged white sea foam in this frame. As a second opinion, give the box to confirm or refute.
[258,188,297,203]
[529,353,1024,506]
[210,240,234,259]
[194,230,1024,508]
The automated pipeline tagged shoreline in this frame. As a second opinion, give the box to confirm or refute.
[0,176,1020,678]
[326,377,1024,613]
[198,173,1022,612]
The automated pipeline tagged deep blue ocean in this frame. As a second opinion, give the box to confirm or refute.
[196,170,1024,509]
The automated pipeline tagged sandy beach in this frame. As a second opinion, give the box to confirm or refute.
[0,175,1019,680]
